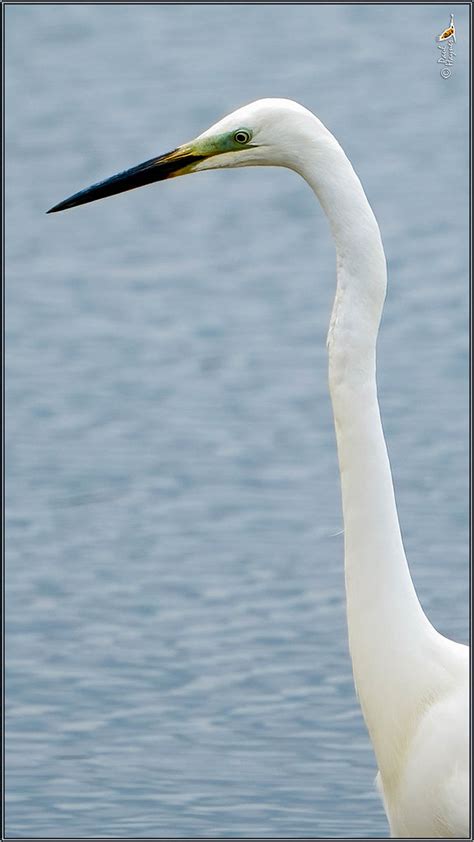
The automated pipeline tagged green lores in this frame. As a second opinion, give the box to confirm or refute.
[195,128,254,156]
[171,128,255,175]
[47,128,254,213]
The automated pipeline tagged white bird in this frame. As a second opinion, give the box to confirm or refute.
[48,98,469,838]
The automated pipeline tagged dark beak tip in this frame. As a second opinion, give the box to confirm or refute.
[46,201,64,214]
[46,148,206,214]
[47,198,76,214]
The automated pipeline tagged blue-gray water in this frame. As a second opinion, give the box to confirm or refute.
[5,4,469,838]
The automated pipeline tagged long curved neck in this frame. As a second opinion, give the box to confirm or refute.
[293,128,432,774]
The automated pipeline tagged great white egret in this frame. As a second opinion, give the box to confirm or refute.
[48,98,469,838]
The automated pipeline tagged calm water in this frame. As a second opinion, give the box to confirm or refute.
[5,4,469,838]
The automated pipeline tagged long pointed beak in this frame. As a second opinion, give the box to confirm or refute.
[47,145,207,213]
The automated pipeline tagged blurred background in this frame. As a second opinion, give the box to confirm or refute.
[5,4,469,838]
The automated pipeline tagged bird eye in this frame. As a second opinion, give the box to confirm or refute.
[233,130,251,145]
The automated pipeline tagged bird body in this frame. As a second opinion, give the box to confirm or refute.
[48,98,469,838]
[378,643,468,837]
[370,627,468,832]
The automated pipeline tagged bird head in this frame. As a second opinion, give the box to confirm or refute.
[47,99,328,213]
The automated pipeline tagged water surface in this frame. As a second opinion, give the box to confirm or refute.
[5,4,469,837]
